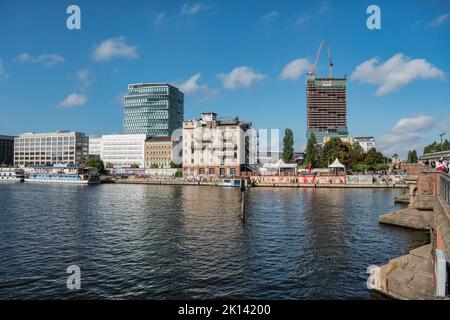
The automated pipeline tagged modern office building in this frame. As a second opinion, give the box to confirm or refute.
[14,131,88,166]
[352,136,376,153]
[182,112,255,177]
[306,75,348,145]
[123,83,184,136]
[144,136,177,169]
[100,134,149,168]
[0,135,15,165]
[88,136,102,157]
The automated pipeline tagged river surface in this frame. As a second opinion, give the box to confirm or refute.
[0,183,429,299]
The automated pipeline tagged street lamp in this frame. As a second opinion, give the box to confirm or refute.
[439,133,447,152]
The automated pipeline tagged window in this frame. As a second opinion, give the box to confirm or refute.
[208,168,215,175]
[199,168,205,175]
[230,168,236,176]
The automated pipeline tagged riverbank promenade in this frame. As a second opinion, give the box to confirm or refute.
[113,174,407,189]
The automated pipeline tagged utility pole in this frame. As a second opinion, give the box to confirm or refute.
[439,133,447,152]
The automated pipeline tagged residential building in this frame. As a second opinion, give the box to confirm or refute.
[14,131,88,167]
[88,136,102,157]
[352,136,376,152]
[145,136,178,169]
[123,83,184,136]
[100,134,148,168]
[306,75,348,145]
[182,112,254,177]
[0,135,15,165]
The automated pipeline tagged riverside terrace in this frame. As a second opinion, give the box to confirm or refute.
[368,164,450,300]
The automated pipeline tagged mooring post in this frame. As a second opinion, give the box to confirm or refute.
[240,180,246,222]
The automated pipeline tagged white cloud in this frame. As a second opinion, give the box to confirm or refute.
[391,115,435,134]
[429,12,450,27]
[57,93,87,108]
[17,53,65,67]
[178,73,203,94]
[180,3,208,16]
[279,58,310,80]
[317,1,330,13]
[76,69,94,87]
[260,11,279,22]
[378,115,436,156]
[217,66,267,90]
[0,58,9,80]
[153,12,166,25]
[177,73,219,100]
[293,14,310,28]
[351,53,446,95]
[91,37,138,62]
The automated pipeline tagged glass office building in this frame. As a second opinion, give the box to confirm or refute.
[123,83,184,136]
[0,135,15,165]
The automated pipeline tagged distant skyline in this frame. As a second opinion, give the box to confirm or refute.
[1,0,449,158]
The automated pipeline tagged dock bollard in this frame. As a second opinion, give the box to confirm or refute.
[240,183,246,222]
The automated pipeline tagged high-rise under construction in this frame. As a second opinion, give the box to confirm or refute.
[306,41,348,145]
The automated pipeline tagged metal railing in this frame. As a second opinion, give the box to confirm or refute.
[441,173,450,206]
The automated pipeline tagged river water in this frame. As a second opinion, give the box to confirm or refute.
[0,183,428,299]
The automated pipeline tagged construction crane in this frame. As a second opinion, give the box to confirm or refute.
[327,42,333,78]
[309,40,334,78]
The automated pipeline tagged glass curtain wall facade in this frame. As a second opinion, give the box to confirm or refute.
[123,83,184,136]
[0,135,15,165]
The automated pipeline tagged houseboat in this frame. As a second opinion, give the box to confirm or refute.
[24,164,99,184]
[0,168,24,183]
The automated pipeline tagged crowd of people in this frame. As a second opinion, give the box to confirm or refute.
[425,158,449,174]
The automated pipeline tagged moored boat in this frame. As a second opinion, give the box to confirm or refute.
[24,164,99,184]
[218,178,243,188]
[0,168,24,183]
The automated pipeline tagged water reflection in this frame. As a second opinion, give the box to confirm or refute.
[0,184,428,299]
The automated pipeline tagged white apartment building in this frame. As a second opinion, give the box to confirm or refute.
[88,136,102,157]
[352,136,376,153]
[14,131,88,166]
[182,113,255,177]
[100,134,149,168]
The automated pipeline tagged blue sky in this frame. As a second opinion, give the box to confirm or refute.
[0,0,449,157]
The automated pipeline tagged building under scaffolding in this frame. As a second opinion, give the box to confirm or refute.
[306,75,348,145]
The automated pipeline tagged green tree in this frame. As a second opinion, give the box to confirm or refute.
[130,163,140,168]
[353,163,369,172]
[347,142,366,169]
[411,150,418,163]
[105,162,114,169]
[442,139,450,151]
[282,128,294,163]
[319,137,351,168]
[85,156,105,174]
[304,132,319,168]
[364,148,386,170]
[169,161,182,168]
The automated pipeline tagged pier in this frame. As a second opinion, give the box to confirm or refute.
[369,164,450,299]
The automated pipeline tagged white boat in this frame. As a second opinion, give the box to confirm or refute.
[24,164,99,184]
[0,168,24,183]
[219,178,243,188]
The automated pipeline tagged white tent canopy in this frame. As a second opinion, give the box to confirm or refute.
[263,159,296,169]
[328,158,345,169]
